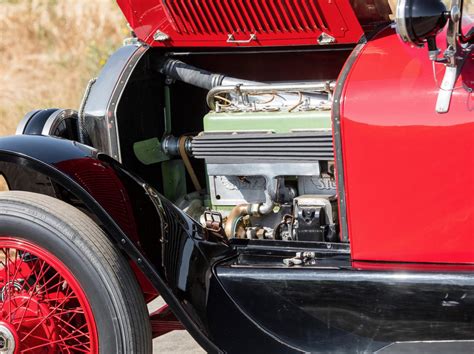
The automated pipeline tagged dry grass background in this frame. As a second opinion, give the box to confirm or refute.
[0,0,126,136]
[0,0,126,190]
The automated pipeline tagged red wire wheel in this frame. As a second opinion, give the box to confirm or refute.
[0,192,152,353]
[0,237,98,353]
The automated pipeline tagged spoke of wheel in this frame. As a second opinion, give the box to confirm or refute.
[12,272,65,328]
[20,331,91,352]
[55,317,89,341]
[16,257,41,293]
[13,261,54,328]
[0,252,33,314]
[0,240,97,353]
[21,288,75,342]
[4,248,12,320]
[40,278,68,305]
[10,249,26,286]
[20,332,53,344]
[14,262,56,329]
[57,328,89,349]
[60,345,90,353]
[57,343,91,353]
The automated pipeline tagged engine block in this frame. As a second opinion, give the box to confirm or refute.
[192,109,336,213]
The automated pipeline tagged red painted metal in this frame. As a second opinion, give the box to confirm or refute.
[339,27,474,264]
[150,304,184,338]
[56,158,159,303]
[130,262,159,303]
[0,237,98,353]
[116,0,364,47]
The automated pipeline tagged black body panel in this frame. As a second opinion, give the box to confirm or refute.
[216,262,474,352]
[0,135,223,352]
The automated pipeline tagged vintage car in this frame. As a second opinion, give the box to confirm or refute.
[0,0,472,352]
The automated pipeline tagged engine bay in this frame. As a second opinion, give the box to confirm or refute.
[115,47,352,244]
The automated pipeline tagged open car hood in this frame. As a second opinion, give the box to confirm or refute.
[117,0,394,47]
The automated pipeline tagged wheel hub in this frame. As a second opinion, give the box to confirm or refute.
[0,237,98,353]
[0,323,17,354]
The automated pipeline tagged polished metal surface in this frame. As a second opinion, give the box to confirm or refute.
[206,162,320,179]
[0,324,15,354]
[395,0,409,43]
[15,110,41,135]
[41,109,77,136]
[436,65,458,113]
[207,162,320,211]
[207,82,332,111]
[82,44,148,160]
[331,41,366,242]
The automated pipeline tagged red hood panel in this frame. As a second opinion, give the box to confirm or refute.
[117,0,365,47]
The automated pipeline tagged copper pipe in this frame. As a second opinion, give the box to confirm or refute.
[224,204,252,239]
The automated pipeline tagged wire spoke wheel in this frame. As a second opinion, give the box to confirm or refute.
[0,237,98,353]
[0,192,152,353]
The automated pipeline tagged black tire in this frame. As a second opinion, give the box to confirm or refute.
[0,191,152,353]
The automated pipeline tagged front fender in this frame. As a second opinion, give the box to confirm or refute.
[0,134,228,352]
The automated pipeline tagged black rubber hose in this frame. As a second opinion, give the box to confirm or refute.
[156,58,259,89]
[157,58,224,90]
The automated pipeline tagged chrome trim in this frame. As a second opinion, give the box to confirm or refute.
[395,0,410,43]
[332,40,367,242]
[41,109,77,136]
[82,44,148,161]
[376,339,474,353]
[207,82,332,110]
[15,110,40,135]
[436,65,458,113]
[78,78,97,143]
[0,323,15,353]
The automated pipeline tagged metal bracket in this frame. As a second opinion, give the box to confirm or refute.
[317,33,336,45]
[153,30,170,42]
[436,65,458,113]
[227,33,257,44]
[434,0,463,114]
[204,211,224,234]
[283,252,317,267]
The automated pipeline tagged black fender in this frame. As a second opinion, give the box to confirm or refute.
[0,135,300,353]
[0,134,225,352]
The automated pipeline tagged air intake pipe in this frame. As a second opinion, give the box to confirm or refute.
[156,58,332,111]
[156,58,259,90]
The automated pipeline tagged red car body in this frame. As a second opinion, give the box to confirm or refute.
[342,28,474,264]
[117,0,366,47]
[117,0,474,265]
[0,1,472,352]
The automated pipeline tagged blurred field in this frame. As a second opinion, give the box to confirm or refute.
[0,0,126,137]
[0,0,126,190]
